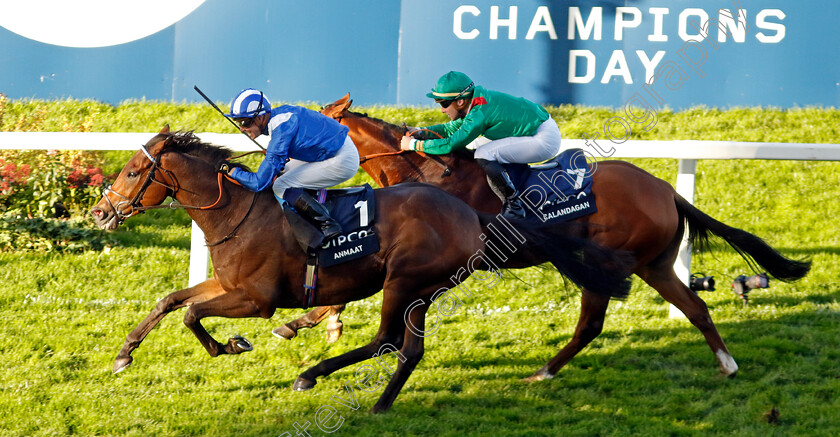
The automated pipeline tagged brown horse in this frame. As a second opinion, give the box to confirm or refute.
[277,94,811,381]
[90,126,630,412]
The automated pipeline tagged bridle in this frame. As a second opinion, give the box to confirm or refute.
[101,143,177,224]
[102,140,258,246]
[373,123,452,178]
[322,105,452,178]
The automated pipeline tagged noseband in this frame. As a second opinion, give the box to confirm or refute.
[101,140,258,246]
[101,143,178,224]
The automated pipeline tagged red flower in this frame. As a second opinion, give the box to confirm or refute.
[67,169,85,189]
[88,174,104,187]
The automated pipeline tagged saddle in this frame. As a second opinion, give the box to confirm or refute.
[282,184,380,266]
[281,184,380,307]
[503,148,597,224]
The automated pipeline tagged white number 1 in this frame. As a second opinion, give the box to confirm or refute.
[354,200,369,227]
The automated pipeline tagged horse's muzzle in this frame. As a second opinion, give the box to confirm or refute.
[90,205,120,230]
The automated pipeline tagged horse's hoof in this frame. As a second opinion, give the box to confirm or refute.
[293,375,317,391]
[720,368,738,379]
[272,325,297,340]
[228,336,253,354]
[522,367,554,382]
[716,350,739,378]
[113,356,133,374]
[325,326,342,344]
[522,374,551,382]
[370,403,391,414]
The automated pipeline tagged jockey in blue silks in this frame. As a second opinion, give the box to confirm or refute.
[221,88,360,239]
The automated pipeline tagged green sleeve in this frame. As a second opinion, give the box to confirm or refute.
[418,112,485,155]
[422,119,461,138]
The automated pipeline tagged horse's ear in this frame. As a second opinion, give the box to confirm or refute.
[336,93,352,111]
[322,94,354,119]
[160,124,170,134]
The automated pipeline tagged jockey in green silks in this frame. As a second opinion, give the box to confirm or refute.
[400,71,563,220]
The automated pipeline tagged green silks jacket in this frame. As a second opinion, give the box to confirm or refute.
[416,85,550,155]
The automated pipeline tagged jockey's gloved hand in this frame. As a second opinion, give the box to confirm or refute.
[400,135,416,151]
[219,163,233,175]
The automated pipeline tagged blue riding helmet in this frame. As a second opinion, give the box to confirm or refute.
[227,88,272,119]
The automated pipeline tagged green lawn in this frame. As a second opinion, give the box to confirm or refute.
[0,157,836,436]
[0,101,838,436]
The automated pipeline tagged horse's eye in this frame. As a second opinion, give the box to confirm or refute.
[128,172,138,178]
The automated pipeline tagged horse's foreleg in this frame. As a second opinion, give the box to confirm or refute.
[639,268,738,377]
[113,279,226,373]
[182,291,262,357]
[272,304,346,343]
[524,289,610,381]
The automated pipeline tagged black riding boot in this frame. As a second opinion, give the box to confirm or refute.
[293,192,343,240]
[476,159,526,220]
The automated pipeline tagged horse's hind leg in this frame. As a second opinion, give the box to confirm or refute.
[272,304,346,343]
[292,300,407,392]
[525,289,610,381]
[324,307,344,344]
[637,265,738,377]
[292,291,429,414]
[113,279,226,373]
[370,300,429,413]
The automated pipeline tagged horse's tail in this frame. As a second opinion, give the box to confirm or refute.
[674,194,811,282]
[477,213,632,300]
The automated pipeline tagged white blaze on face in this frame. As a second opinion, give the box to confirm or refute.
[0,0,206,48]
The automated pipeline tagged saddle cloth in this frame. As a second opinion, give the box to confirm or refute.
[504,148,597,224]
[282,184,380,267]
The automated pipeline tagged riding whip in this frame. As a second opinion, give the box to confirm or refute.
[193,85,266,151]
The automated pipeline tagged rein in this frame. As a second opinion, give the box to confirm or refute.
[104,143,258,246]
[358,150,410,164]
[205,189,258,247]
[355,122,452,178]
[135,173,228,212]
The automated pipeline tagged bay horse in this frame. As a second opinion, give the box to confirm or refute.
[277,94,810,381]
[90,126,630,412]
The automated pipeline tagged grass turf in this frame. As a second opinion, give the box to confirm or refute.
[0,100,837,436]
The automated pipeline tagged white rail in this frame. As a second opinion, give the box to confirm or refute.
[575,139,840,317]
[0,131,264,286]
[0,131,265,152]
[2,133,837,309]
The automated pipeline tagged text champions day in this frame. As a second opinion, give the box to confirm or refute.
[449,2,785,85]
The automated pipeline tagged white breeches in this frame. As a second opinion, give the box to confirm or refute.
[272,136,360,198]
[472,118,563,164]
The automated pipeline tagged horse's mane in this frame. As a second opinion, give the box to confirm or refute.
[346,111,475,161]
[348,110,402,140]
[160,131,251,171]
